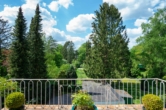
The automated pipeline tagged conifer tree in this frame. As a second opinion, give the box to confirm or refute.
[9,7,29,78]
[28,4,46,78]
[84,3,130,78]
[62,41,75,63]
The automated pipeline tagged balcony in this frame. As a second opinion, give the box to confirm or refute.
[0,78,166,110]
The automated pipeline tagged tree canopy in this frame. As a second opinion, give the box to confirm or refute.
[84,2,130,78]
[9,7,29,78]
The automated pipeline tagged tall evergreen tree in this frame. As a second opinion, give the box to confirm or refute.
[62,41,70,60]
[28,4,46,78]
[62,41,75,63]
[67,41,75,63]
[9,7,29,78]
[84,3,130,78]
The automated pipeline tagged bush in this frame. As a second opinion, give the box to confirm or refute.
[162,76,166,80]
[0,77,17,96]
[5,92,25,109]
[71,90,94,110]
[142,94,163,110]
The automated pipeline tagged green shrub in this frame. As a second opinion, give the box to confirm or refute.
[0,77,17,96]
[162,75,166,80]
[142,94,163,110]
[71,90,94,110]
[5,92,25,109]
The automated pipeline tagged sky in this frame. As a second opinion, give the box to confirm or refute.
[0,0,166,49]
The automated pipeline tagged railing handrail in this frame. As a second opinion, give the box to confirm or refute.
[8,78,162,80]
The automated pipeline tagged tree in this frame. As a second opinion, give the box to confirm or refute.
[54,51,63,68]
[9,7,29,78]
[77,43,86,66]
[43,35,57,53]
[136,7,166,78]
[62,41,75,64]
[62,41,70,60]
[0,17,11,76]
[84,3,130,78]
[28,4,46,78]
[0,17,11,59]
[130,45,144,78]
[67,41,75,63]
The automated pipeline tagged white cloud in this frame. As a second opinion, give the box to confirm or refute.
[85,33,92,40]
[66,35,86,49]
[103,0,164,20]
[48,0,73,12]
[127,27,142,49]
[134,19,147,27]
[48,1,59,12]
[127,19,147,48]
[0,5,18,24]
[58,0,73,9]
[66,14,94,33]
[156,0,166,9]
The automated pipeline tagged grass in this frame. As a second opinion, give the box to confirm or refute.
[76,68,90,85]
[76,68,89,78]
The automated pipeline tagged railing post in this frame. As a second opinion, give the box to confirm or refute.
[156,80,158,95]
[58,80,60,109]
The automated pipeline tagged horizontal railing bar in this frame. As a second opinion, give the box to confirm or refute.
[8,78,160,80]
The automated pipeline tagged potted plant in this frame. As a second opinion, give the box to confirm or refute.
[142,94,163,110]
[5,92,25,110]
[71,90,98,110]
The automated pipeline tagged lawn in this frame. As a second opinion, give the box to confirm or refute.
[76,68,91,85]
[76,68,89,78]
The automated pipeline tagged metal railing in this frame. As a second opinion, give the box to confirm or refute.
[0,78,166,110]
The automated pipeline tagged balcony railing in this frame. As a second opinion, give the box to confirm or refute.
[0,78,166,110]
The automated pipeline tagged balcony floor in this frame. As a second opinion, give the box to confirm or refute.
[2,104,163,110]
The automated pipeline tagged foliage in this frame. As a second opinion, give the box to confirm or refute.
[142,94,163,110]
[57,64,77,84]
[162,76,166,80]
[5,92,25,109]
[9,7,29,78]
[84,3,130,78]
[58,64,70,78]
[0,60,8,77]
[130,45,145,78]
[71,90,94,110]
[62,41,75,64]
[0,17,11,60]
[67,65,77,78]
[0,77,17,96]
[54,51,63,67]
[76,43,86,67]
[27,4,47,78]
[43,35,57,53]
[136,7,166,78]
[0,17,11,76]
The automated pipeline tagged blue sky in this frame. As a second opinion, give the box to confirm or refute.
[0,0,166,49]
